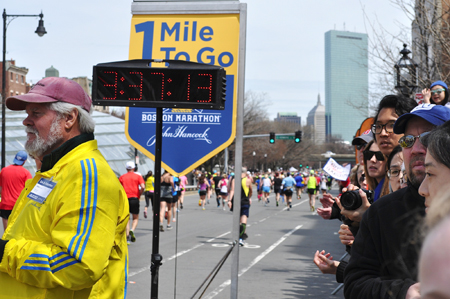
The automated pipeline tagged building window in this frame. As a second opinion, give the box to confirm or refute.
[16,74,19,83]
[10,73,13,81]
[21,75,24,84]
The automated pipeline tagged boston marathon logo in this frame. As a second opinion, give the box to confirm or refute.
[143,109,218,146]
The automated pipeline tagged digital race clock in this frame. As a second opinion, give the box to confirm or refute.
[92,59,226,109]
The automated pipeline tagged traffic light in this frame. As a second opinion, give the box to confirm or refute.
[306,165,309,169]
[295,130,302,143]
[300,164,303,168]
[269,132,275,144]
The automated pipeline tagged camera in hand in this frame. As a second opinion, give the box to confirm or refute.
[340,189,374,210]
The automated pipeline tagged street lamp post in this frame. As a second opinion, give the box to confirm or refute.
[264,153,267,172]
[394,44,418,98]
[2,9,46,169]
[252,151,255,171]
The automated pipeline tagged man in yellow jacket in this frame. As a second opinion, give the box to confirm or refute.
[0,77,129,298]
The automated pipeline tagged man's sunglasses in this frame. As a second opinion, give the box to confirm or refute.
[363,150,385,161]
[398,132,430,148]
[431,88,445,95]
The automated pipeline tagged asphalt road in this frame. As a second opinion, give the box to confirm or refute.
[126,186,346,299]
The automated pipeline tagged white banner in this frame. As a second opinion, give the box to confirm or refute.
[323,158,351,181]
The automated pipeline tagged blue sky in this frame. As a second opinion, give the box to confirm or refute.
[4,0,410,123]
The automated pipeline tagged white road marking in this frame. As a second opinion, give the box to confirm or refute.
[206,231,230,243]
[251,199,307,225]
[203,224,304,298]
[128,199,308,278]
[212,244,230,248]
[128,231,231,277]
[242,244,260,249]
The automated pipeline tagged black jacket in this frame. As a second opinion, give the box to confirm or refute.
[343,183,425,299]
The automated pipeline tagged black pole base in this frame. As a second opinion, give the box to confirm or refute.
[150,253,163,298]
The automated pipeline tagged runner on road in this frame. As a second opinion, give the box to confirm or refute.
[295,173,304,200]
[282,172,296,210]
[261,174,272,206]
[305,170,317,212]
[119,161,145,243]
[273,172,283,207]
[228,167,252,246]
[213,171,222,208]
[197,173,210,210]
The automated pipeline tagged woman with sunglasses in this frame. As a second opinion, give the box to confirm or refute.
[363,140,388,201]
[422,80,450,107]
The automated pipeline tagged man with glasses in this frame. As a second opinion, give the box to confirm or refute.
[344,104,450,299]
[371,95,417,158]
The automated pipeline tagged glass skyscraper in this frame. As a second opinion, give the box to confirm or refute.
[325,30,368,143]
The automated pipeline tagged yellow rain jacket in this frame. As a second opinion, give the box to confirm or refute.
[0,136,129,299]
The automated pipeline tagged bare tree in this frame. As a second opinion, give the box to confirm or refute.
[410,0,450,84]
[362,0,450,108]
[243,90,270,135]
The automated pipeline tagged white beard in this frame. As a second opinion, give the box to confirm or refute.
[25,117,64,159]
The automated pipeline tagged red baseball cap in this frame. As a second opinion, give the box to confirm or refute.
[6,77,92,112]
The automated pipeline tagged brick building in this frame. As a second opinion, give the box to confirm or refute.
[0,60,31,98]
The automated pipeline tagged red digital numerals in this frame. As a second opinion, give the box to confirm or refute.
[151,72,165,100]
[129,72,143,101]
[100,69,214,103]
[102,71,117,100]
[187,74,191,101]
[197,73,212,103]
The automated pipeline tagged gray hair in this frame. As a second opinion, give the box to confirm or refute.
[49,102,95,133]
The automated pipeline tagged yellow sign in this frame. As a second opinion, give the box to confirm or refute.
[126,13,240,176]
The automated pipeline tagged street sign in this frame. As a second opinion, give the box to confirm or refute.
[276,135,295,140]
[126,6,242,176]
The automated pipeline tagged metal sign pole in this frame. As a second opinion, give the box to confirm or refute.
[230,3,247,299]
[151,107,163,299]
[224,147,228,174]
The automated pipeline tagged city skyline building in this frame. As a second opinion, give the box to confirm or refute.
[307,94,326,144]
[274,112,301,125]
[325,30,369,143]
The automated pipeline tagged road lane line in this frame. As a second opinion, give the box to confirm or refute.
[128,231,231,277]
[204,224,304,298]
[251,199,308,225]
[206,231,231,243]
[129,199,307,278]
